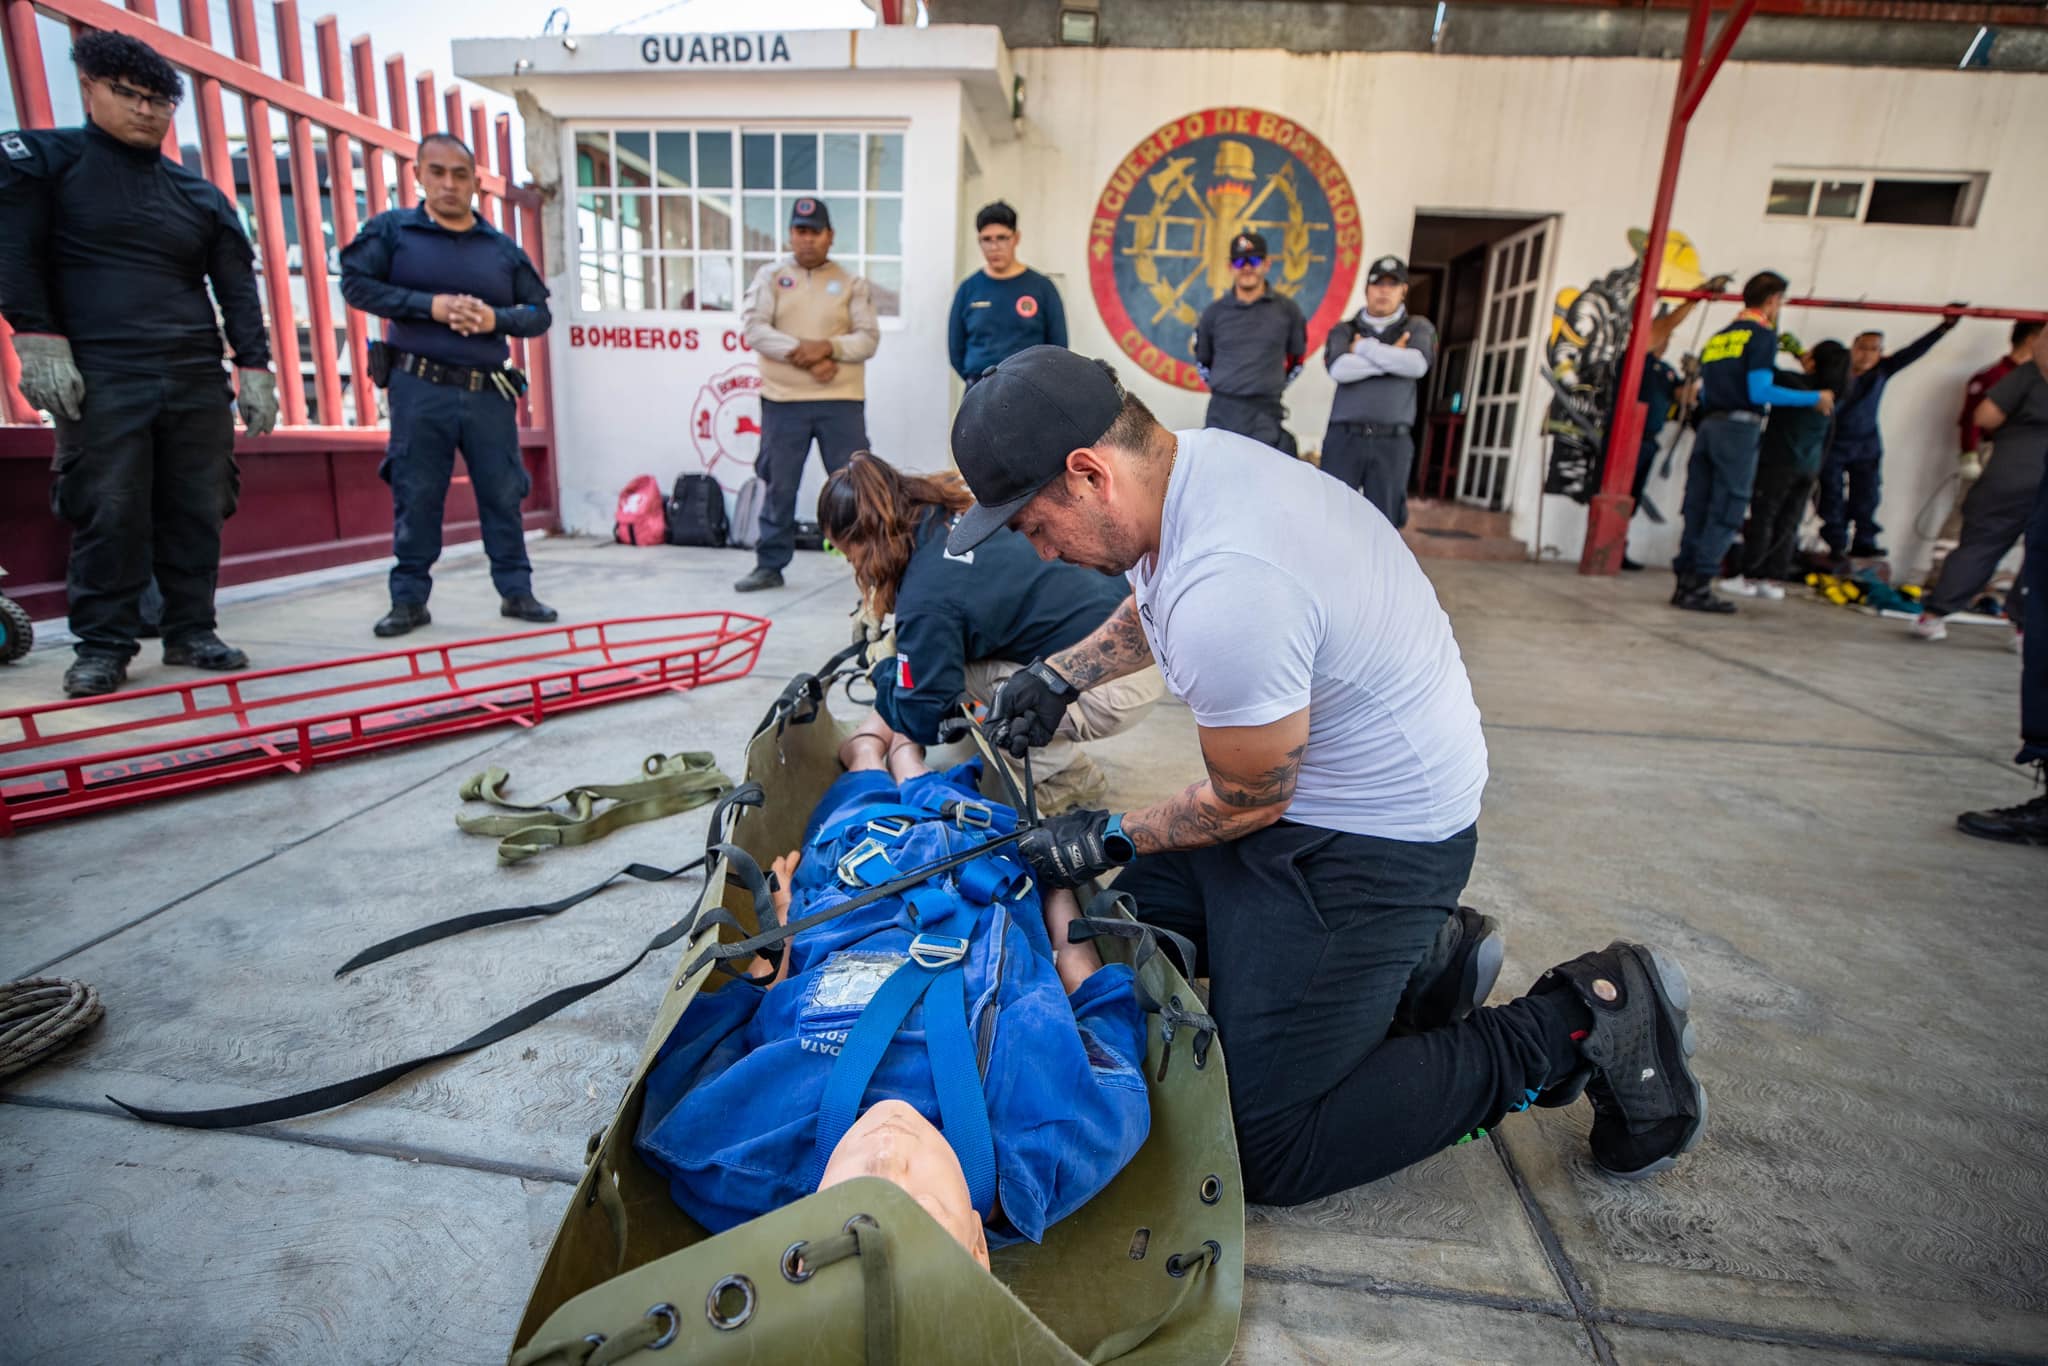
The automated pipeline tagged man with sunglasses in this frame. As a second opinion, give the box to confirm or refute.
[1193,230,1306,455]
[0,31,275,698]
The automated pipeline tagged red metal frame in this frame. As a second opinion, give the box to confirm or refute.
[1580,0,1758,576]
[1658,290,2048,323]
[1489,0,2045,24]
[0,0,556,619]
[0,614,771,834]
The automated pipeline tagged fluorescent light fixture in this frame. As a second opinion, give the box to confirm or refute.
[1058,4,1100,45]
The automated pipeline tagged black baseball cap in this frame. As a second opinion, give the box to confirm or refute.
[1230,230,1268,260]
[947,346,1123,555]
[1368,254,1408,284]
[790,196,831,230]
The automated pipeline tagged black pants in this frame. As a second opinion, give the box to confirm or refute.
[49,369,237,661]
[1204,394,1289,454]
[754,398,868,572]
[1116,821,1578,1205]
[1740,461,1815,582]
[1320,424,1412,527]
[1925,443,2043,617]
[1817,454,1884,555]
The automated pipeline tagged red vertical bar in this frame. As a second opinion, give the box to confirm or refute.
[3,0,56,126]
[496,112,530,427]
[520,196,557,528]
[441,86,459,142]
[469,97,494,226]
[228,0,306,425]
[0,315,32,424]
[384,54,414,207]
[414,70,436,134]
[350,36,388,218]
[273,0,342,426]
[319,18,373,427]
[178,0,234,197]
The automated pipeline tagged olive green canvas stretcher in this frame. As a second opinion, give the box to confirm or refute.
[509,668,1245,1365]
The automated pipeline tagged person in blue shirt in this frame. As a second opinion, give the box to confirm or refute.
[635,713,1151,1260]
[948,203,1068,381]
[339,133,555,639]
[1817,315,1960,561]
[819,452,1162,812]
[1671,272,1834,614]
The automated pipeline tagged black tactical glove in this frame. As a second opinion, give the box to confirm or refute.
[985,658,1079,757]
[1018,808,1134,890]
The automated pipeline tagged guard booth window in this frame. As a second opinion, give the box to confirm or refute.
[573,127,906,316]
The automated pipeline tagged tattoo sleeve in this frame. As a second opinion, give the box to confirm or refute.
[1048,595,1154,691]
[1122,739,1307,855]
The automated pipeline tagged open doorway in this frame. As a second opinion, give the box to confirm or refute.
[1408,212,1558,510]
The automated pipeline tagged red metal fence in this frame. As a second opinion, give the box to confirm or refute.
[0,0,556,621]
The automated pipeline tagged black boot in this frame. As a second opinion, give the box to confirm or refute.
[1394,906,1505,1034]
[733,566,785,593]
[500,594,558,623]
[1671,572,1736,614]
[1956,767,2048,846]
[374,601,431,638]
[162,630,249,671]
[1528,941,1706,1179]
[63,652,128,698]
[1619,556,1646,572]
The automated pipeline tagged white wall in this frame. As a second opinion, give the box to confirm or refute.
[978,48,2043,576]
[505,68,967,535]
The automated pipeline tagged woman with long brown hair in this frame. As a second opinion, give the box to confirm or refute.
[818,451,1162,811]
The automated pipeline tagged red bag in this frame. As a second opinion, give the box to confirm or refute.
[613,475,667,546]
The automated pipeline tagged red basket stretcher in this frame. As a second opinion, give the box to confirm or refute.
[0,612,770,835]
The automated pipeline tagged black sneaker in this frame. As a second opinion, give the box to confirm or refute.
[1619,556,1646,573]
[1672,579,1737,614]
[733,567,785,593]
[374,602,431,638]
[162,631,249,671]
[63,653,128,698]
[1956,785,2048,847]
[500,594,558,623]
[1530,941,1706,1179]
[1395,906,1505,1034]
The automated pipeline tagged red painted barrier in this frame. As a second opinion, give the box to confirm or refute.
[0,0,556,621]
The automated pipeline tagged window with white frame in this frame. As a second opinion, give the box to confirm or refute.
[573,127,906,316]
[1765,169,1987,228]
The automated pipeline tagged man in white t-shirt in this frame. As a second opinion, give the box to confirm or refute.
[946,346,1708,1202]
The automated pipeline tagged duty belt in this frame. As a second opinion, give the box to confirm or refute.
[1333,420,1413,437]
[395,349,522,399]
[1700,409,1765,426]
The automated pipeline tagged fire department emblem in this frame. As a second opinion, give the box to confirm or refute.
[690,363,764,491]
[1015,294,1039,319]
[1088,107,1362,391]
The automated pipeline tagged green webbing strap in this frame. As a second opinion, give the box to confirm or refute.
[1081,1241,1219,1363]
[456,751,732,864]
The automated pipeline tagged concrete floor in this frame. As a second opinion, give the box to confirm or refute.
[1,538,2042,1365]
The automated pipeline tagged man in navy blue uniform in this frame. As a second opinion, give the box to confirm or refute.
[1818,315,1960,561]
[948,202,1067,380]
[0,32,277,698]
[340,133,554,638]
[1672,272,1834,614]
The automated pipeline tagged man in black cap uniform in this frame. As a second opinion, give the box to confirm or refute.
[942,343,1709,1209]
[733,197,880,592]
[0,30,277,698]
[1193,230,1306,454]
[1321,255,1435,526]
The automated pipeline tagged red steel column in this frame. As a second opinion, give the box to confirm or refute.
[317,17,374,427]
[274,0,342,426]
[2,0,55,126]
[1580,0,1756,576]
[227,0,307,425]
[177,0,235,197]
[383,53,414,207]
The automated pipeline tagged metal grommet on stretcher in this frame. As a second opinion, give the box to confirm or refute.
[1200,1174,1222,1205]
[780,1241,814,1283]
[645,1302,679,1349]
[705,1275,756,1331]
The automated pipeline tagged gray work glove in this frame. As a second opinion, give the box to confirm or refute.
[236,369,279,436]
[12,333,84,421]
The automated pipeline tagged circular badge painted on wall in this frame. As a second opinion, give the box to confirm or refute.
[1088,107,1363,392]
[690,363,765,491]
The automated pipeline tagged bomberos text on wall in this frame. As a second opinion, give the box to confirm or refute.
[639,33,792,65]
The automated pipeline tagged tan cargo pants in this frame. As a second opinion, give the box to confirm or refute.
[960,658,1166,779]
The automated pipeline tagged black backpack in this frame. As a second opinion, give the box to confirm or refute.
[664,473,730,548]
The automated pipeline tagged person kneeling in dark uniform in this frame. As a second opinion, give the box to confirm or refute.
[340,133,554,638]
[0,31,277,698]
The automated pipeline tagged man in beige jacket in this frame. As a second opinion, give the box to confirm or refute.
[734,198,881,591]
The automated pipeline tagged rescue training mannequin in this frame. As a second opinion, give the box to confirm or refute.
[634,709,1151,1260]
[819,453,1163,813]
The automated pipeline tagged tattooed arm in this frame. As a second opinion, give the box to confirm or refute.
[1122,708,1311,854]
[1046,594,1154,690]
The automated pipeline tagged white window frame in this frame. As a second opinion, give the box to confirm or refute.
[567,121,909,320]
[1763,167,1988,228]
